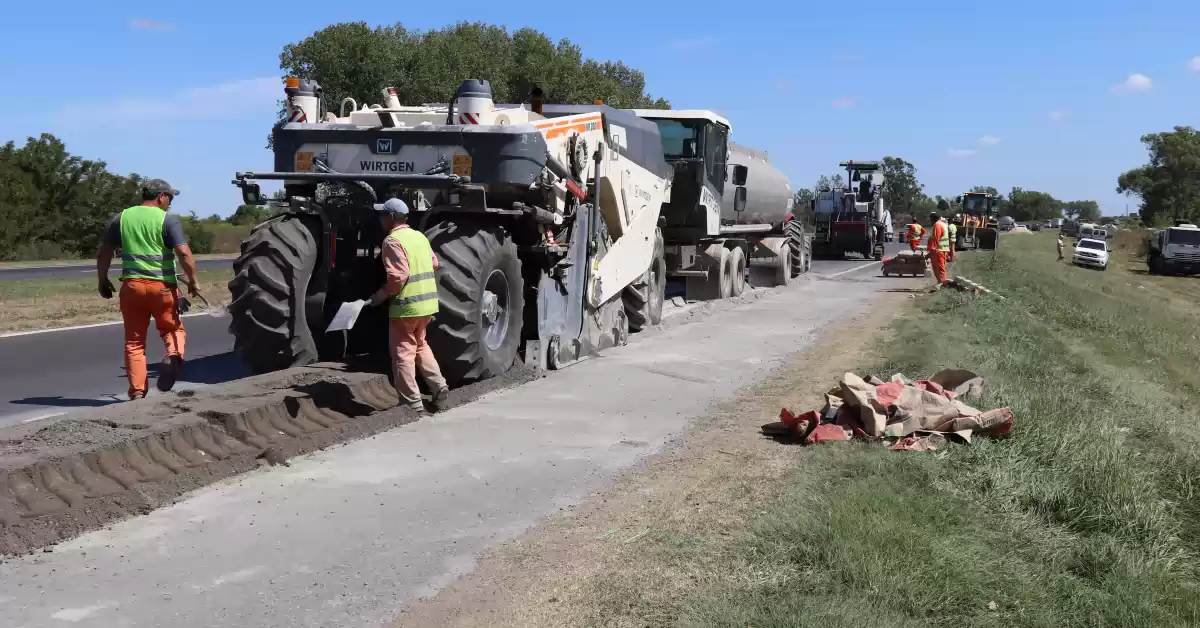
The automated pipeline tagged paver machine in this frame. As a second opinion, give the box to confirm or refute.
[227,77,673,386]
[809,160,886,260]
[953,191,999,251]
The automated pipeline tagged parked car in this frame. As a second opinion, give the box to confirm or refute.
[1072,238,1109,270]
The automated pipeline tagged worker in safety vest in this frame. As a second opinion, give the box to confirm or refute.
[96,179,201,399]
[927,212,952,284]
[368,198,449,412]
[947,221,958,261]
[906,222,926,252]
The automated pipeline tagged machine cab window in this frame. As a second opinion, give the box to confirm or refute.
[704,123,728,193]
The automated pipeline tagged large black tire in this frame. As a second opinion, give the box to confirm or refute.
[624,229,666,332]
[785,220,810,277]
[227,213,322,374]
[425,219,524,387]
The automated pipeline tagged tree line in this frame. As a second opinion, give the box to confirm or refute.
[792,157,1104,225]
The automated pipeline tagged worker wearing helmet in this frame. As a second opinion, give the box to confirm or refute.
[368,198,449,412]
[906,221,926,252]
[96,179,201,399]
[927,212,952,285]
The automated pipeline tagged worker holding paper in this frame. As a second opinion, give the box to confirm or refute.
[368,198,449,412]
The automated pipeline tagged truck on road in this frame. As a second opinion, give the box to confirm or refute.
[809,160,886,260]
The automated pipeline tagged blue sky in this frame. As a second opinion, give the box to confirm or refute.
[1,0,1198,218]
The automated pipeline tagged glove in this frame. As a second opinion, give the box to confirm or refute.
[99,277,116,299]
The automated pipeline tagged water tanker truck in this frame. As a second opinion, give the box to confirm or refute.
[227,78,804,386]
[628,111,811,297]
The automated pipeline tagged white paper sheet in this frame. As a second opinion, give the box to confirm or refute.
[325,299,369,332]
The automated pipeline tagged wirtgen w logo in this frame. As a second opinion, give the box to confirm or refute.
[375,138,394,154]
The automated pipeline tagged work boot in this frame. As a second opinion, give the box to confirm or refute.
[157,355,183,392]
[430,387,450,413]
[129,391,146,401]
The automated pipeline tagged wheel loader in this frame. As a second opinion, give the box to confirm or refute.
[953,191,999,251]
[228,77,673,386]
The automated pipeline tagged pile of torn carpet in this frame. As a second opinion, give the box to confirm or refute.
[762,369,1014,451]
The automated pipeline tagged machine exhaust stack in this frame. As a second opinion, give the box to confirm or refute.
[382,87,402,109]
[284,77,322,124]
[453,79,494,125]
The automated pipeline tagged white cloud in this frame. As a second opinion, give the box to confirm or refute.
[947,148,978,158]
[831,97,856,109]
[1111,73,1152,93]
[670,37,714,51]
[130,18,175,31]
[1048,109,1067,121]
[54,77,282,126]
[1189,56,1200,73]
[979,135,1001,147]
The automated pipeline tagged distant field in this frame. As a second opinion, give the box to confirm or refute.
[0,253,237,271]
[0,268,234,334]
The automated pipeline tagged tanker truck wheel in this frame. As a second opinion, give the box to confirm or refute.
[227,213,323,374]
[425,219,524,387]
[785,220,811,277]
[624,229,666,332]
[728,246,747,296]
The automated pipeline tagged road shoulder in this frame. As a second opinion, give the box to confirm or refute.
[391,292,908,627]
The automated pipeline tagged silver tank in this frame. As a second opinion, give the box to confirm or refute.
[722,142,795,226]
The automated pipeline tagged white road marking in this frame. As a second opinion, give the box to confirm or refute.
[817,260,881,279]
[0,311,225,339]
[21,411,67,424]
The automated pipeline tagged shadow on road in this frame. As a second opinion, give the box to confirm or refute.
[8,396,121,409]
[143,351,250,385]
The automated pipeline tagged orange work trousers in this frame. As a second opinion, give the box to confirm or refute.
[908,237,921,252]
[389,315,447,408]
[929,250,949,284]
[120,279,186,398]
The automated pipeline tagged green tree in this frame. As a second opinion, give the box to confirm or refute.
[180,212,215,254]
[1062,200,1100,222]
[274,21,670,148]
[228,203,276,227]
[0,134,141,260]
[879,157,924,215]
[936,196,951,212]
[1117,126,1200,226]
[1006,187,1062,222]
[815,174,845,191]
[971,185,1000,196]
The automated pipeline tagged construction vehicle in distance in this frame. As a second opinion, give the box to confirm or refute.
[625,112,809,298]
[227,77,798,387]
[1147,221,1200,275]
[953,191,999,251]
[809,160,886,260]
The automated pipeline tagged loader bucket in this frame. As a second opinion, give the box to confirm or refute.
[977,228,998,251]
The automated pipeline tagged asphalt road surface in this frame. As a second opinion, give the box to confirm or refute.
[0,243,902,428]
[0,251,908,628]
[0,258,234,281]
[0,314,248,428]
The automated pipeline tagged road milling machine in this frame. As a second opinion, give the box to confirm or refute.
[228,77,799,389]
[229,77,676,386]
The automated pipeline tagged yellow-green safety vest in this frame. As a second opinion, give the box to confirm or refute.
[118,205,176,283]
[948,223,957,243]
[387,227,439,318]
[933,220,951,252]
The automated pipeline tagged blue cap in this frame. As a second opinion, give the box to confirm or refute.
[373,198,410,215]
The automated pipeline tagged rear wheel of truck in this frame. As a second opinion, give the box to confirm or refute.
[425,219,524,387]
[227,213,323,374]
[729,246,747,296]
[624,229,666,332]
[785,220,810,277]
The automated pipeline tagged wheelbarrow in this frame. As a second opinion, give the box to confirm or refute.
[881,250,929,277]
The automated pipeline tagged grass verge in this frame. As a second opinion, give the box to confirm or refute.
[684,232,1200,627]
[0,268,233,333]
[399,232,1200,627]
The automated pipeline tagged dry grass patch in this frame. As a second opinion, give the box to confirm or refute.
[0,268,233,333]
